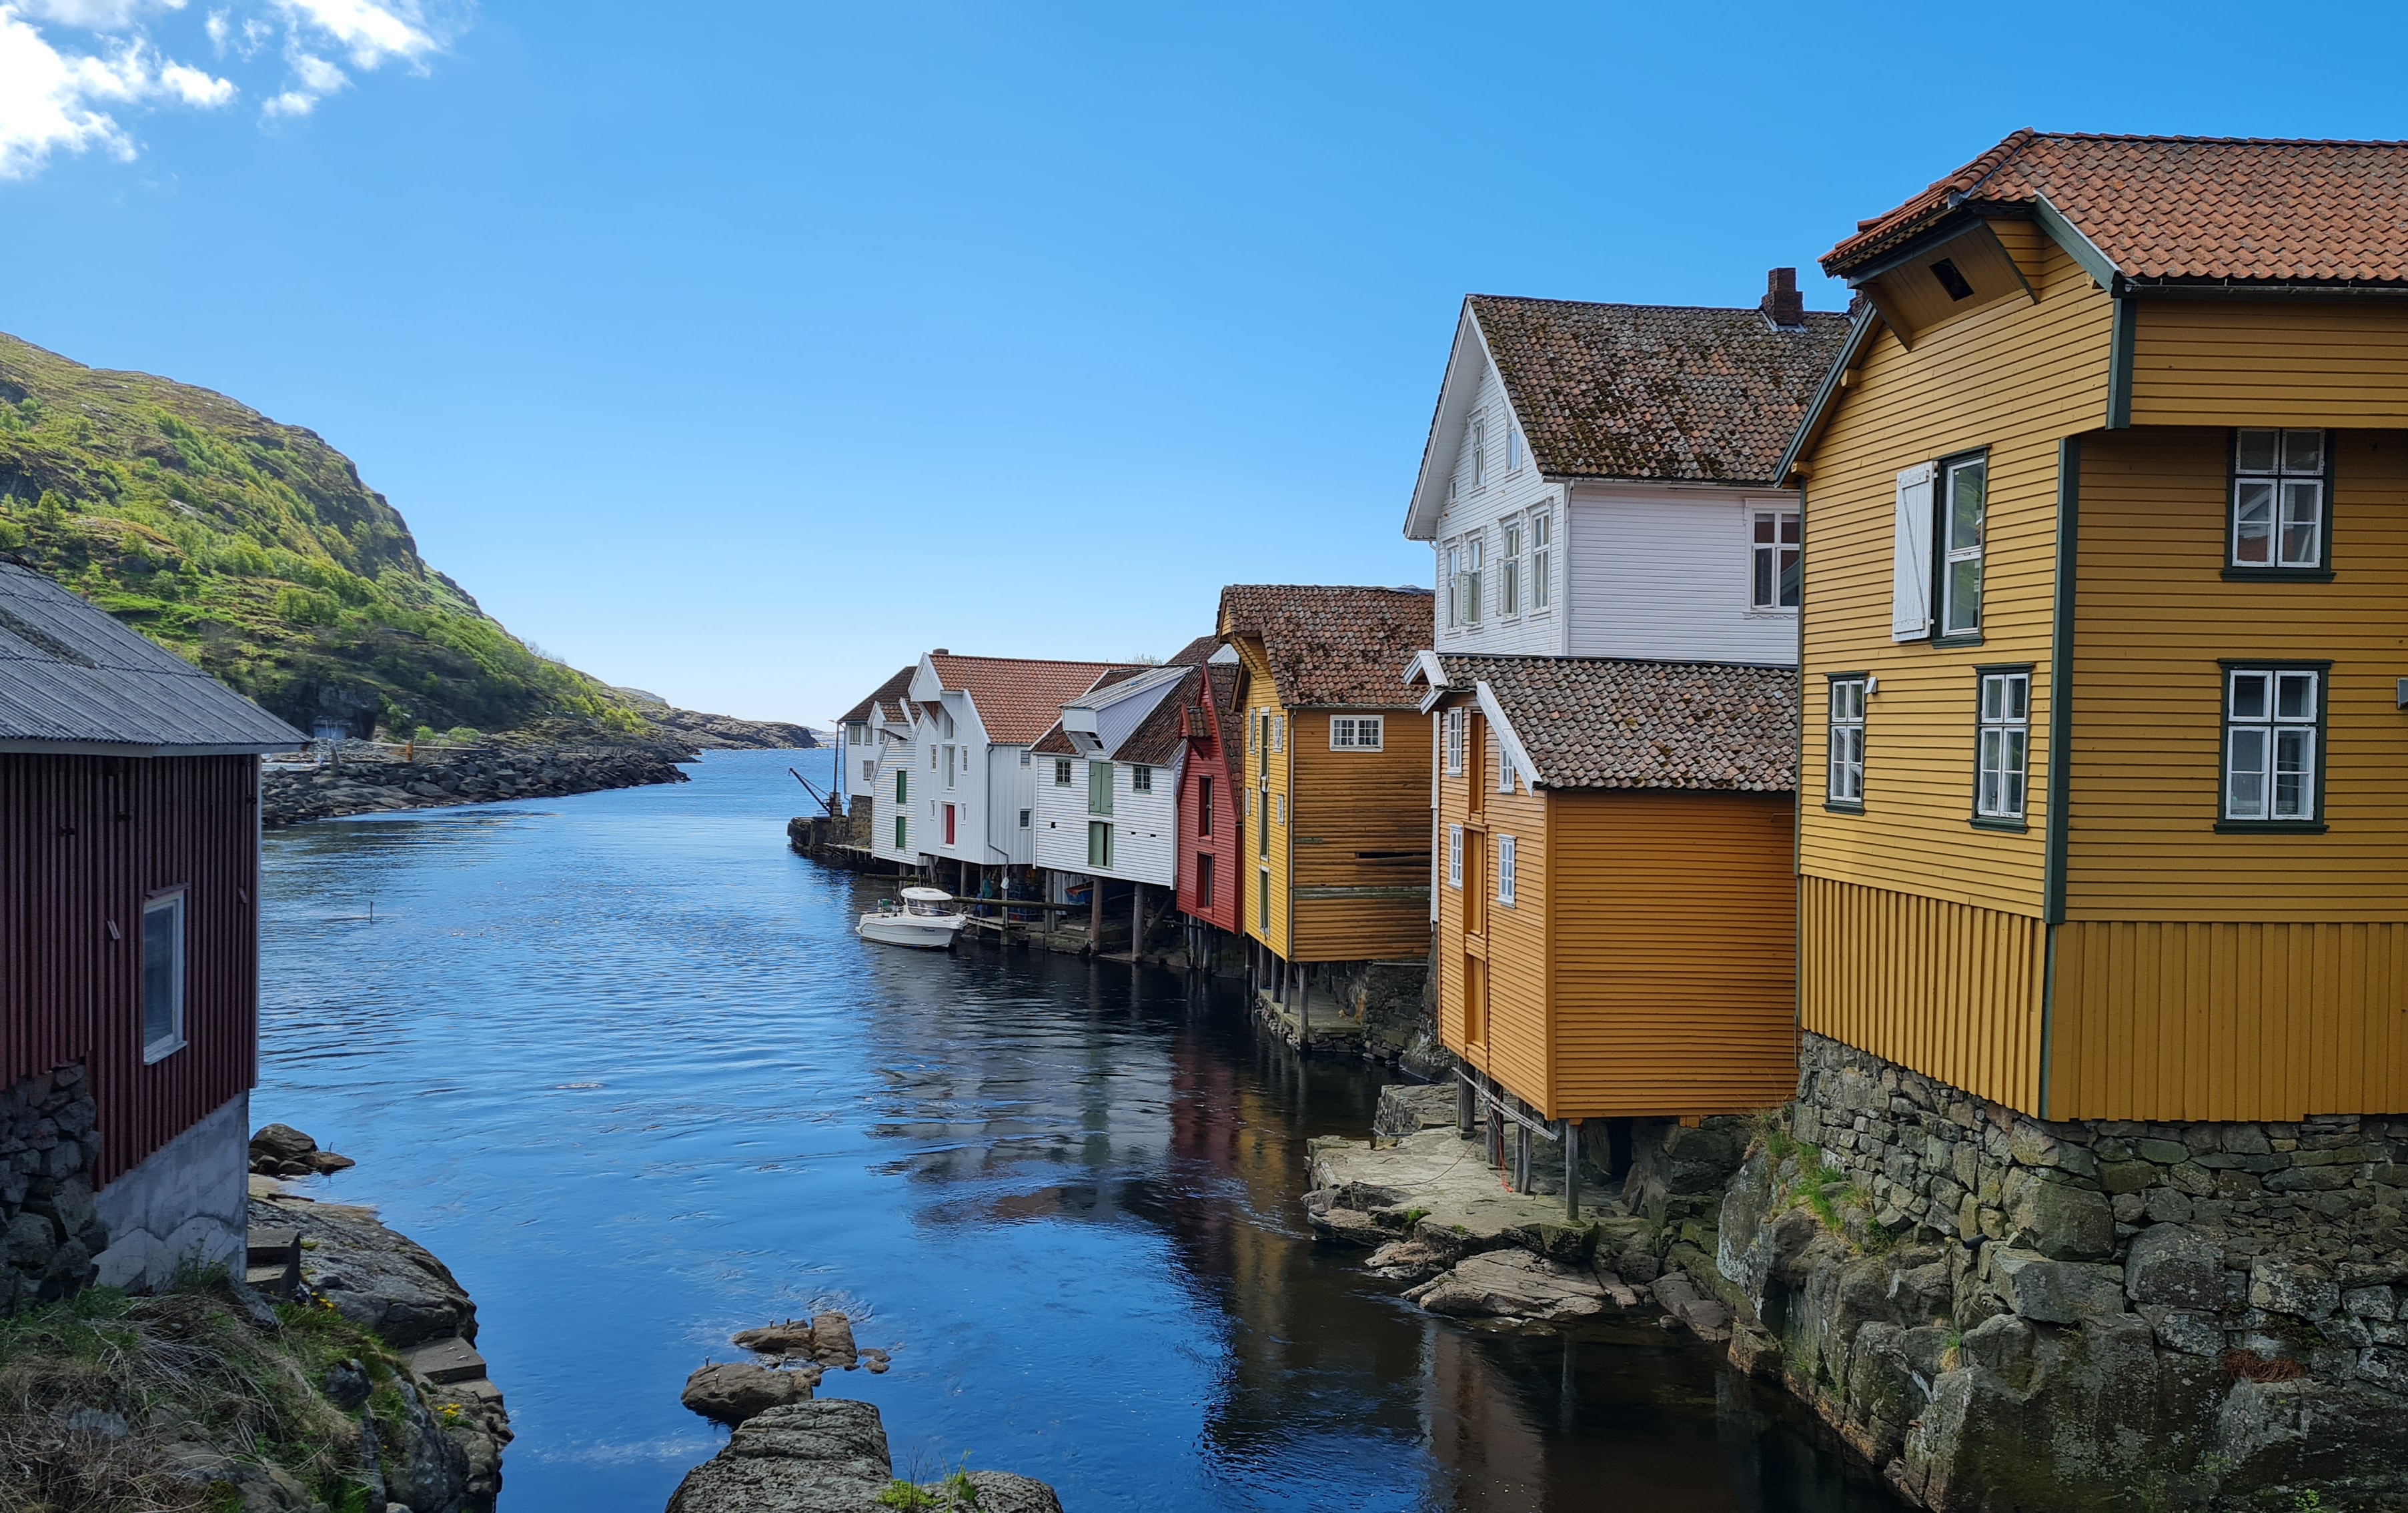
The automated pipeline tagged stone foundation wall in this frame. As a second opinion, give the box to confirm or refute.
[92,1089,248,1296]
[1715,1031,2408,1510]
[0,1063,111,1312]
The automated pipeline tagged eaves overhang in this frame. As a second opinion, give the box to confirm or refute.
[1403,303,1497,542]
[1776,303,1886,486]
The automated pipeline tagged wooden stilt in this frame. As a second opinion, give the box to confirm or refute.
[1131,881,1145,961]
[1563,1119,1580,1220]
[1456,1071,1475,1138]
[1298,963,1311,1045]
[1089,875,1103,945]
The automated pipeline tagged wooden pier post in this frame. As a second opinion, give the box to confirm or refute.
[1297,963,1310,1045]
[1089,875,1103,947]
[1131,881,1145,961]
[1562,1119,1580,1221]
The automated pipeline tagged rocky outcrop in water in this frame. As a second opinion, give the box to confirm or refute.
[261,742,688,826]
[644,708,820,750]
[249,1123,356,1177]
[666,1400,1061,1513]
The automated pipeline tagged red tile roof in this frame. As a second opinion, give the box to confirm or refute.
[925,654,1131,744]
[1435,654,1796,792]
[1167,634,1221,667]
[1217,585,1433,710]
[1827,131,2408,287]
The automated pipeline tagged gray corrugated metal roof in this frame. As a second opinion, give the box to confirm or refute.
[0,561,306,754]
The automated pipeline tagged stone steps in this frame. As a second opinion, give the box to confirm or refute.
[403,1335,491,1386]
[245,1226,299,1299]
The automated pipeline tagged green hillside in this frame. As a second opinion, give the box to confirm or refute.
[0,332,637,738]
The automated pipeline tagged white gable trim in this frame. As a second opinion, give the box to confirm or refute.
[1405,304,1513,541]
[1472,680,1541,792]
[1401,648,1451,714]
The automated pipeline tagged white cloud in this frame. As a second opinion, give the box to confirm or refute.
[274,0,429,68]
[16,0,183,27]
[0,6,233,179]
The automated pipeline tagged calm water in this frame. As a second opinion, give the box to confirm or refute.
[256,748,1896,1513]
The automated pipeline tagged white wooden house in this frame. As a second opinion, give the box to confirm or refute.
[892,650,1130,882]
[867,688,927,870]
[1030,662,1193,891]
[1403,275,1850,666]
[836,664,915,831]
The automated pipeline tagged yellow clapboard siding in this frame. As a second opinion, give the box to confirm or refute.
[1435,715,1551,1110]
[1798,230,2113,914]
[2049,921,2408,1121]
[1547,789,1796,1120]
[1800,876,2043,1113]
[2068,426,2408,919]
[1229,640,1433,965]
[2132,300,2408,426]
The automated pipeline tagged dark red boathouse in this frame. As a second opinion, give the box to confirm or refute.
[0,560,301,1300]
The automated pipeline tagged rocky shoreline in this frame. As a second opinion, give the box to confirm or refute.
[262,741,691,826]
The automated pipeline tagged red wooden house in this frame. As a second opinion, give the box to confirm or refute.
[0,561,302,1302]
[1174,645,1243,965]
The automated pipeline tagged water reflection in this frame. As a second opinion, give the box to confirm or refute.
[255,750,1892,1512]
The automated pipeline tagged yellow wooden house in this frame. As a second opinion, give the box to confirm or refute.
[1403,656,1799,1151]
[1789,131,2408,1123]
[1216,586,1434,999]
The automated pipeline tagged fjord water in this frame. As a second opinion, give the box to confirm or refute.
[257,749,1894,1513]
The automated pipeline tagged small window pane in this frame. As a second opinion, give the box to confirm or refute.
[1752,551,1774,608]
[2229,672,2269,720]
[1944,558,1982,634]
[2275,671,2317,721]
[2237,428,2280,473]
[2283,429,2325,474]
[2274,728,2313,819]
[2279,482,2321,566]
[141,898,181,1053]
[2233,482,2275,564]
[2227,728,2268,819]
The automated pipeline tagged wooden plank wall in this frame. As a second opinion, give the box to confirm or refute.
[2133,300,2408,427]
[0,753,258,1185]
[1798,224,2112,914]
[1175,701,1240,933]
[1800,875,2042,1114]
[2070,427,2408,919]
[1231,641,1291,958]
[2050,921,2408,1121]
[1433,707,1550,1111]
[1552,790,1796,1119]
[1289,708,1435,963]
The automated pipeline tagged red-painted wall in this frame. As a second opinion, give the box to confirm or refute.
[1175,688,1239,934]
[0,754,258,1185]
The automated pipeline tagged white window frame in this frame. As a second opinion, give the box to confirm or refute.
[2224,666,2322,823]
[1463,537,1483,623]
[1018,808,1031,829]
[1471,414,1487,486]
[1444,544,1462,628]
[1507,423,1522,474]
[1495,734,1516,795]
[2232,428,2328,570]
[1495,835,1516,907]
[1019,749,1031,767]
[141,891,186,1063]
[1828,676,1866,809]
[1500,521,1522,616]
[1938,454,1987,639]
[1443,708,1465,775]
[1530,510,1552,611]
[1271,715,1285,753]
[1974,670,2030,822]
[1447,825,1463,889]
[1750,507,1802,612]
[1330,715,1385,751]
[1275,793,1286,827]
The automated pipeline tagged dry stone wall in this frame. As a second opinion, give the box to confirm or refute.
[0,1064,109,1312]
[1716,1031,2408,1510]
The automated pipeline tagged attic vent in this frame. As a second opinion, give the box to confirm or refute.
[1930,260,1975,302]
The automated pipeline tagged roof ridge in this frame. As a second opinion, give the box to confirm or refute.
[1469,293,1850,320]
[2030,130,2408,147]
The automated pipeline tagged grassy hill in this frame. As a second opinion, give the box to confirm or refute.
[0,332,638,740]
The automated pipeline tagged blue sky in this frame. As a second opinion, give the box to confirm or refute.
[7,1,2407,722]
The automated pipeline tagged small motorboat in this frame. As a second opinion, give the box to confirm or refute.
[856,887,969,949]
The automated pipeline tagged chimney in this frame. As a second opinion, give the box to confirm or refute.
[1762,268,1805,329]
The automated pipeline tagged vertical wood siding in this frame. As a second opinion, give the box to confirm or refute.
[1175,704,1240,933]
[1800,876,2042,1115]
[2049,921,2408,1121]
[2132,300,2408,426]
[1232,642,1291,958]
[1564,486,1800,666]
[1288,709,1435,963]
[2070,427,2408,918]
[1,754,257,1185]
[1433,714,1552,1111]
[1798,225,2113,913]
[1550,790,1796,1119]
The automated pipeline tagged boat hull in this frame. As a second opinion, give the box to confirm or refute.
[856,914,964,949]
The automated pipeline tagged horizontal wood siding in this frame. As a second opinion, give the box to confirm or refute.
[1431,354,1564,656]
[1031,760,1177,887]
[1176,714,1239,933]
[1435,710,1552,1111]
[2069,426,2408,918]
[1800,875,2042,1114]
[2050,921,2408,1121]
[2131,299,2408,426]
[1232,643,1290,957]
[1550,790,1796,1119]
[1798,224,2112,914]
[1564,485,1800,666]
[1,754,258,1185]
[1290,708,1435,963]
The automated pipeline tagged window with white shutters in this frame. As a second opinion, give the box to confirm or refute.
[1892,462,1935,642]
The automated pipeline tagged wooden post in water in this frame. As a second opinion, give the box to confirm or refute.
[1563,1119,1580,1221]
[1131,881,1145,961]
[1298,963,1310,1045]
[1089,875,1103,947]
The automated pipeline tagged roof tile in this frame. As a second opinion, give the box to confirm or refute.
[1219,586,1433,710]
[1436,654,1796,793]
